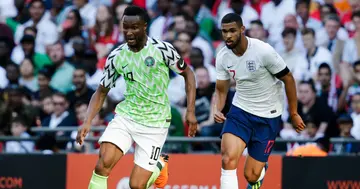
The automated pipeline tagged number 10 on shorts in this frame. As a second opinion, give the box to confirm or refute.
[150,146,161,161]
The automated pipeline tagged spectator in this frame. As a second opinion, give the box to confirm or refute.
[247,20,271,45]
[174,31,192,64]
[190,47,216,82]
[60,0,97,28]
[338,61,360,112]
[183,0,216,40]
[32,67,57,102]
[149,0,173,40]
[296,0,322,30]
[0,35,15,89]
[316,63,340,112]
[19,58,38,92]
[60,9,86,58]
[41,92,77,149]
[14,0,58,54]
[279,27,307,81]
[301,28,333,80]
[66,66,95,109]
[47,41,75,93]
[5,117,34,153]
[11,28,53,70]
[39,94,54,121]
[317,14,346,74]
[333,114,360,154]
[261,0,296,45]
[297,79,337,137]
[217,0,259,29]
[5,63,20,87]
[90,5,118,69]
[350,93,360,139]
[343,11,360,64]
[275,14,305,54]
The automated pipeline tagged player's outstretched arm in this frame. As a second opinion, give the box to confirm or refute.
[279,72,306,133]
[214,79,230,123]
[180,66,198,137]
[76,85,110,145]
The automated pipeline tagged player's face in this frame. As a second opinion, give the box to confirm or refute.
[123,15,147,48]
[221,22,244,49]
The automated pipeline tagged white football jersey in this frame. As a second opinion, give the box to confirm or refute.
[216,37,287,118]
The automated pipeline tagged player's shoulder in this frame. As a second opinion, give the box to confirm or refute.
[148,37,177,53]
[216,45,231,61]
[108,43,126,59]
[249,37,273,51]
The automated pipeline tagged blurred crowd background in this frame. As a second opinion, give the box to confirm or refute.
[0,0,359,155]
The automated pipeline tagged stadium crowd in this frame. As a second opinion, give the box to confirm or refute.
[0,0,359,155]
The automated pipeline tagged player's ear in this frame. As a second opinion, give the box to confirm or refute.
[144,22,147,32]
[240,25,246,34]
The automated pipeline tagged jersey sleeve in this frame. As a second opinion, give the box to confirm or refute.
[153,39,186,74]
[215,53,230,80]
[263,44,288,76]
[100,51,120,89]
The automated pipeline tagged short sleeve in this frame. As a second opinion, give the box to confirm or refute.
[215,53,230,80]
[263,44,287,75]
[100,52,120,89]
[152,39,186,74]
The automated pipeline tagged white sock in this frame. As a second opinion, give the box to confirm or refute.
[256,167,266,182]
[220,169,238,189]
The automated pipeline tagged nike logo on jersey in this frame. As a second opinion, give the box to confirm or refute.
[122,64,128,69]
[149,162,155,165]
[227,65,233,69]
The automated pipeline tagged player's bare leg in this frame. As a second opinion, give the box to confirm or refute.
[244,156,267,189]
[221,133,247,189]
[89,142,124,189]
[129,154,169,189]
[129,164,153,189]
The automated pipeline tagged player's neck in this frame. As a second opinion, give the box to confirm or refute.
[129,36,148,52]
[232,36,248,56]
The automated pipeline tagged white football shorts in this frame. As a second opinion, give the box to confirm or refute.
[98,114,168,172]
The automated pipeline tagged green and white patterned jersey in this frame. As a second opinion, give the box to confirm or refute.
[100,37,186,128]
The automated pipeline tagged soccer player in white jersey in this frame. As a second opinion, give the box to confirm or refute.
[76,5,198,189]
[214,13,306,189]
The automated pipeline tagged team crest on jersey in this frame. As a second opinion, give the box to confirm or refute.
[246,60,256,72]
[144,56,155,67]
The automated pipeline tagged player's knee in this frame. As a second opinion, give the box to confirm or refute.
[129,179,147,189]
[244,169,261,183]
[95,155,114,176]
[221,152,238,169]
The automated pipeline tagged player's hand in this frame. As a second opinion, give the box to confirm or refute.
[291,113,306,133]
[76,123,91,145]
[214,109,226,123]
[186,111,198,137]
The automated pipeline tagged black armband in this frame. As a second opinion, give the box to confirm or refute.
[274,66,290,79]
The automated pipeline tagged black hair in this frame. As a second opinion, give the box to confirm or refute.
[123,5,149,23]
[353,60,360,68]
[318,63,332,75]
[191,47,204,59]
[295,0,310,10]
[11,116,28,127]
[301,27,315,37]
[321,3,338,15]
[29,0,45,8]
[352,10,360,20]
[250,19,263,27]
[281,27,297,37]
[324,14,340,24]
[221,13,243,26]
[299,79,316,93]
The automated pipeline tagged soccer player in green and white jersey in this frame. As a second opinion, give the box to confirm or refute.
[76,5,198,189]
